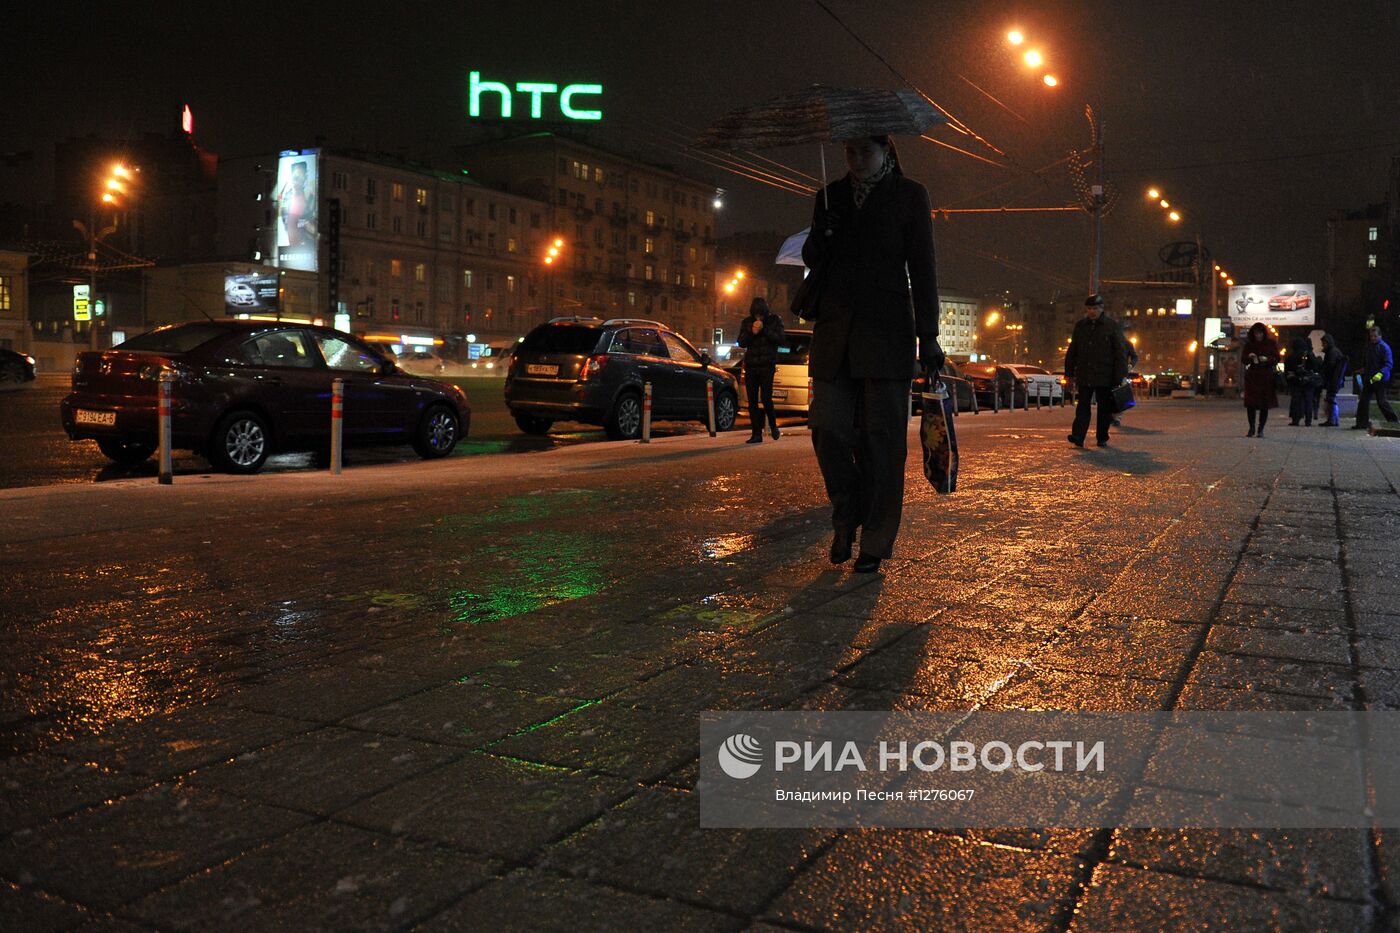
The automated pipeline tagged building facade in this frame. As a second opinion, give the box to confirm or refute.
[458,133,720,346]
[0,249,28,351]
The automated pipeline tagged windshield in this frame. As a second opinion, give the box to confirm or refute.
[520,325,604,355]
[776,332,812,365]
[117,324,228,354]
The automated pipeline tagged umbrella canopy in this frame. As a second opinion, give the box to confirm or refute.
[776,228,809,267]
[695,85,947,150]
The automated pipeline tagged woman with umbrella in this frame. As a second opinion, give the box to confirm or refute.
[1241,322,1280,437]
[802,136,943,573]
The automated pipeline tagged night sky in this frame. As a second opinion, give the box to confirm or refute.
[10,0,1400,301]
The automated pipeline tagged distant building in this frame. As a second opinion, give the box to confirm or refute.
[457,133,720,346]
[936,291,979,358]
[0,249,28,352]
[1326,156,1398,343]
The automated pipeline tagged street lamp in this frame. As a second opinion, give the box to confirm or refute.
[75,161,137,350]
[544,236,566,316]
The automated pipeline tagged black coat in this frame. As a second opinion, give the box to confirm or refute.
[801,173,939,381]
[1064,314,1129,387]
[735,311,786,371]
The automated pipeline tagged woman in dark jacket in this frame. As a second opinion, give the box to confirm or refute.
[1285,334,1319,426]
[1318,332,1347,426]
[801,135,943,574]
[735,297,786,443]
[1241,323,1280,437]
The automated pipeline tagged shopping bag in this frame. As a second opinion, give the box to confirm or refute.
[920,377,958,494]
[1110,382,1136,414]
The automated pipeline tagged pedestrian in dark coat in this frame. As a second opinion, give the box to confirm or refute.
[1352,325,1399,430]
[1318,332,1347,426]
[736,297,786,443]
[1286,335,1319,426]
[801,135,942,574]
[1064,294,1129,448]
[1241,323,1279,437]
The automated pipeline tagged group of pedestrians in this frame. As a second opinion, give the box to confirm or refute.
[1238,323,1395,435]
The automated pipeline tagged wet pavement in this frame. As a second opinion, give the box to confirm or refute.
[3,398,1400,931]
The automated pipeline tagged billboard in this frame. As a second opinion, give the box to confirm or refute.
[1228,283,1315,327]
[273,151,319,272]
[224,273,280,314]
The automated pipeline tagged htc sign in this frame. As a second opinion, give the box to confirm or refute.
[468,71,603,121]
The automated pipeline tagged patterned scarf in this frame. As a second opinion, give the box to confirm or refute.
[850,151,894,209]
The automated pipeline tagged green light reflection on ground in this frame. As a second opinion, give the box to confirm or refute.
[446,529,607,625]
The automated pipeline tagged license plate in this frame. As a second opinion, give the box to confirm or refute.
[526,364,559,376]
[75,409,116,426]
[771,390,788,400]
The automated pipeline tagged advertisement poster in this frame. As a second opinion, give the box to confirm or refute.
[273,150,319,272]
[223,272,280,314]
[1228,283,1315,327]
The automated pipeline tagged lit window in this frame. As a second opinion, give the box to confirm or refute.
[1369,254,1379,268]
[1370,227,1379,241]
[506,275,516,293]
[645,210,655,226]
[644,237,654,255]
[463,269,473,289]
[416,188,428,207]
[507,237,518,253]
[644,265,654,281]
[0,274,9,311]
[390,259,402,278]
[414,263,426,283]
[392,182,404,201]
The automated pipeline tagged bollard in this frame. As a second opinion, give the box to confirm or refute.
[330,377,344,473]
[641,381,652,443]
[992,384,1000,413]
[706,380,716,437]
[157,371,173,485]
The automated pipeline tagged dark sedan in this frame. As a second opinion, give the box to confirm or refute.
[0,347,36,383]
[61,321,470,473]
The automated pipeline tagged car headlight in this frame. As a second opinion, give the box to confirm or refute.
[25,355,35,365]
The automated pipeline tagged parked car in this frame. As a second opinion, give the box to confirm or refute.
[912,360,977,413]
[735,327,813,415]
[60,321,470,473]
[0,348,37,383]
[1002,364,1064,403]
[961,362,1047,407]
[224,282,258,307]
[504,317,738,439]
[1267,289,1311,311]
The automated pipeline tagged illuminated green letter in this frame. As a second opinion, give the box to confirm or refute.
[469,71,512,118]
[514,83,559,119]
[560,83,603,121]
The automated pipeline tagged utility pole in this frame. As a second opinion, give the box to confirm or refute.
[1090,109,1105,295]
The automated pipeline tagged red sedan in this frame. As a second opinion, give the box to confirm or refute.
[1267,290,1312,311]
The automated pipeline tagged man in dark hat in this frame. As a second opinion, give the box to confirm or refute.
[1064,293,1130,448]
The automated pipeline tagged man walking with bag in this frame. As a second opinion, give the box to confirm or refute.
[1065,293,1130,448]
[1352,325,1398,431]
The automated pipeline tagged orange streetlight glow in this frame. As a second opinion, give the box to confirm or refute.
[1159,199,1170,209]
[1042,74,1058,87]
[553,238,564,248]
[1168,211,1181,222]
[1226,278,1235,286]
[101,193,115,203]
[112,164,130,178]
[1008,30,1024,45]
[1024,50,1043,67]
[1147,188,1160,200]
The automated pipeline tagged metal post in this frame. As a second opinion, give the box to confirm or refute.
[157,371,173,485]
[330,377,344,473]
[641,382,652,443]
[706,380,716,437]
[992,384,1000,413]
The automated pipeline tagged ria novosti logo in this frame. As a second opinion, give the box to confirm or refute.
[717,733,764,779]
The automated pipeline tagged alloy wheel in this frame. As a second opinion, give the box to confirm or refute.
[224,418,266,467]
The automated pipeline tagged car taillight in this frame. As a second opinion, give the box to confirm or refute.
[579,354,608,381]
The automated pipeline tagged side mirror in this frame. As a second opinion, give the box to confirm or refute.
[700,352,712,367]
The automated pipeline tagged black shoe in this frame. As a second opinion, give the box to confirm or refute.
[1289,420,1299,426]
[1257,429,1264,438]
[1246,429,1256,437]
[770,425,780,440]
[830,529,855,564]
[746,434,763,444]
[1096,438,1110,447]
[853,553,882,573]
[1350,424,1367,430]
[1067,434,1084,447]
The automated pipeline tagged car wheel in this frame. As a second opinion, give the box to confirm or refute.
[715,390,738,431]
[413,404,459,458]
[0,364,20,384]
[513,412,553,435]
[604,390,643,440]
[96,437,156,465]
[209,410,270,474]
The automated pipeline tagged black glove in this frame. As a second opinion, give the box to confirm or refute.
[919,338,945,372]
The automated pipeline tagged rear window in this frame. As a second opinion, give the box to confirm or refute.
[776,333,812,365]
[519,325,604,355]
[117,324,228,354]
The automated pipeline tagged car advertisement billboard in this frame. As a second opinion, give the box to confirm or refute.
[224,273,280,314]
[273,150,319,272]
[1228,283,1315,327]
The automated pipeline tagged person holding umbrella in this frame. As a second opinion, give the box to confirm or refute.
[802,136,942,574]
[735,297,785,443]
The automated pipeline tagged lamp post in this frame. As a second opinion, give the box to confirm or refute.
[73,162,134,350]
[543,236,565,318]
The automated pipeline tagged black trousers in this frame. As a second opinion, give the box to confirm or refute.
[1356,380,1399,427]
[810,368,909,559]
[1288,387,1316,424]
[745,366,777,434]
[1071,385,1115,443]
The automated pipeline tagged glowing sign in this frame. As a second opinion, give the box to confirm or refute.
[468,71,603,121]
[73,284,90,321]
